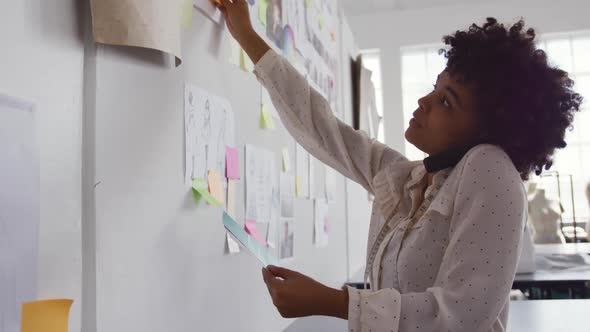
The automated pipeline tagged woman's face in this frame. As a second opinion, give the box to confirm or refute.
[405,70,480,156]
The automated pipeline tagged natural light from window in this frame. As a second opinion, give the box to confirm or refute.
[399,31,590,229]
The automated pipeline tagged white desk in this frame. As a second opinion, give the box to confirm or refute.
[513,244,590,298]
[508,300,590,332]
[535,243,590,256]
[283,300,590,332]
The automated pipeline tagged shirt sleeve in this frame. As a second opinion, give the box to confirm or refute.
[346,145,527,331]
[253,49,406,193]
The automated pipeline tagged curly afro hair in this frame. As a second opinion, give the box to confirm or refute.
[441,17,583,180]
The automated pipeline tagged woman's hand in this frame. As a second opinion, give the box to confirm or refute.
[262,265,349,319]
[215,0,253,43]
[215,0,270,64]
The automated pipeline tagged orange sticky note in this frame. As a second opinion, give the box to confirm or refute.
[208,170,225,204]
[21,299,73,332]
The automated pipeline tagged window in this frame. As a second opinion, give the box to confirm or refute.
[536,31,590,229]
[400,45,447,161]
[361,49,385,143]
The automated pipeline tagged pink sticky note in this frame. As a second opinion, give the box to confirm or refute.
[226,146,240,180]
[244,219,267,246]
[324,217,331,233]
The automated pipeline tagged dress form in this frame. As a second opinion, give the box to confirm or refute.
[528,188,565,244]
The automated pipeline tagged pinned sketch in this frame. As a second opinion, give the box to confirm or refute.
[309,154,316,199]
[279,218,295,260]
[267,217,277,248]
[295,144,309,198]
[325,165,337,203]
[314,198,329,247]
[184,84,235,187]
[0,94,39,332]
[90,0,182,66]
[280,172,295,218]
[248,0,340,106]
[245,145,278,224]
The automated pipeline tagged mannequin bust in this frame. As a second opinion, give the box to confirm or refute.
[528,188,565,244]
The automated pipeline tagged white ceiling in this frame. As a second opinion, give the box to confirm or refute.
[339,0,496,16]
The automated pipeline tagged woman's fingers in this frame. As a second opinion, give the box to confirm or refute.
[267,265,299,280]
[219,0,232,7]
[262,267,282,289]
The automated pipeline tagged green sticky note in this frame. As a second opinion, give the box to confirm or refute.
[305,0,311,8]
[192,178,221,207]
[258,0,268,27]
[180,0,193,28]
[318,15,324,30]
[260,105,275,129]
[223,212,278,266]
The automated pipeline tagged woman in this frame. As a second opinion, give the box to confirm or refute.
[217,0,582,330]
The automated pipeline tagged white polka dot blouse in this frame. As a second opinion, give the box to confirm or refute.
[254,49,527,332]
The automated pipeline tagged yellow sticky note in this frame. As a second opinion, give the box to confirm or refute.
[260,105,275,129]
[208,170,225,204]
[258,0,268,27]
[240,49,248,71]
[192,178,221,207]
[318,15,324,30]
[282,148,290,172]
[239,49,254,72]
[306,0,311,8]
[295,176,301,197]
[21,299,73,332]
[180,0,193,28]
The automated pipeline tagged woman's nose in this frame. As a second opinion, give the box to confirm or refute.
[417,95,428,111]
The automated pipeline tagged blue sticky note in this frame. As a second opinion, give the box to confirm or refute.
[222,212,278,266]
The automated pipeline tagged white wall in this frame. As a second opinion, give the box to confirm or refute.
[337,15,373,282]
[0,2,368,331]
[88,6,353,332]
[348,0,590,153]
[0,0,84,331]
